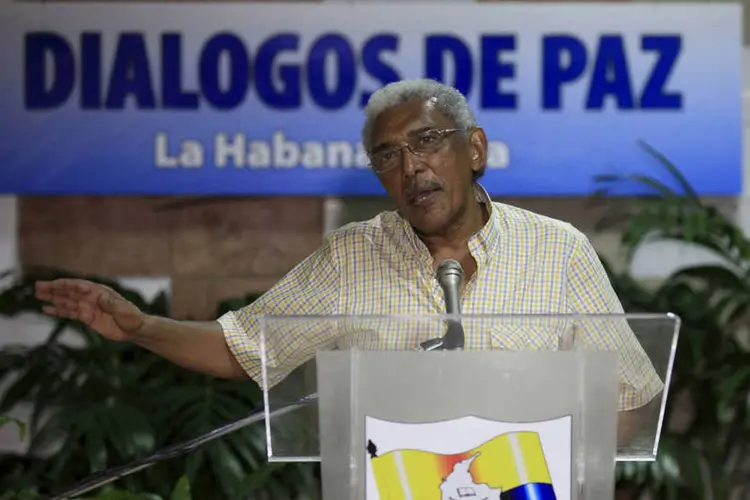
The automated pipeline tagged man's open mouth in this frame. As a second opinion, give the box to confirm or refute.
[408,187,441,206]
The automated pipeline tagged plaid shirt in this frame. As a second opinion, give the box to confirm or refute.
[219,184,662,410]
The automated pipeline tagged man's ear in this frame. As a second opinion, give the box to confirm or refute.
[467,127,488,175]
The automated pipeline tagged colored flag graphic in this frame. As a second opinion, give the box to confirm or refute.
[365,415,571,500]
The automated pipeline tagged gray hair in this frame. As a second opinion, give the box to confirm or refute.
[361,78,478,153]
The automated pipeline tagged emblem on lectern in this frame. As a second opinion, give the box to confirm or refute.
[364,415,571,500]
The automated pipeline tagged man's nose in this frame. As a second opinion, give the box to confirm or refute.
[400,146,425,178]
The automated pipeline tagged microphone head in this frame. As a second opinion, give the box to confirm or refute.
[437,259,464,281]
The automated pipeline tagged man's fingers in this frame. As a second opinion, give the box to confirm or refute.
[41,305,58,316]
[42,304,79,321]
[35,279,92,302]
[58,279,94,298]
[35,279,112,326]
[44,297,76,314]
[34,281,55,301]
[54,288,87,302]
[42,301,96,324]
[55,297,81,311]
[36,278,92,294]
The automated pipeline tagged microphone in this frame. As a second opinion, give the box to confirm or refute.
[437,259,466,350]
[419,259,466,351]
[437,259,464,317]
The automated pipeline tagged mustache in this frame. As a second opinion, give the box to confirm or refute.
[404,179,443,198]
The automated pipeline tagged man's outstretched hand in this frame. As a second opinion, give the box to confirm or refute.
[34,278,146,342]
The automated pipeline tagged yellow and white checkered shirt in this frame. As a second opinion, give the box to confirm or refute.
[219,184,662,411]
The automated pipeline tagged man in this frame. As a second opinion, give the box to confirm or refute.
[35,78,661,443]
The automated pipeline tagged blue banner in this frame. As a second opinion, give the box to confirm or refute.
[0,2,742,196]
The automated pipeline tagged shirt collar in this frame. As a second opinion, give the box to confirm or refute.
[392,183,502,269]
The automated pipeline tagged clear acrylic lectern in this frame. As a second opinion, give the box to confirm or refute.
[259,313,679,500]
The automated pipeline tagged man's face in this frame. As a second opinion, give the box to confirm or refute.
[368,99,487,235]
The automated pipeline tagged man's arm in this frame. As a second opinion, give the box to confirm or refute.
[35,277,248,379]
[129,317,247,380]
[565,229,664,443]
[124,235,340,386]
[35,234,340,386]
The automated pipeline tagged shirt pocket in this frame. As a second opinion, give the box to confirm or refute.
[486,317,574,351]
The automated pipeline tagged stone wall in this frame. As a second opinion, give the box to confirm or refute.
[18,196,324,319]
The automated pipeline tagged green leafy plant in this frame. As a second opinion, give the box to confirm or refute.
[594,140,750,499]
[0,474,192,500]
[2,413,179,500]
[0,268,320,499]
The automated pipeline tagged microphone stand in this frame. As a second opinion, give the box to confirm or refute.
[48,393,319,499]
[417,319,464,351]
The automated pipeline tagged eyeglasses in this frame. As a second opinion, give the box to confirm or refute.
[368,128,461,174]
